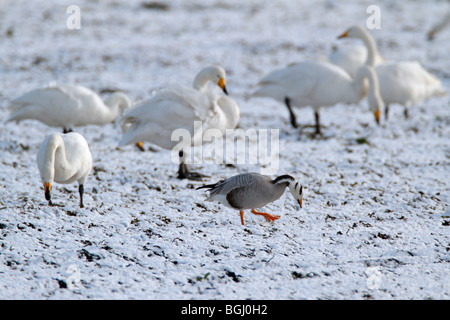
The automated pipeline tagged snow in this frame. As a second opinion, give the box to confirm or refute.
[0,0,449,299]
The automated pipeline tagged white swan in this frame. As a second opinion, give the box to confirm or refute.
[252,60,383,135]
[7,84,131,133]
[327,44,385,78]
[118,65,240,180]
[338,26,446,119]
[37,132,92,208]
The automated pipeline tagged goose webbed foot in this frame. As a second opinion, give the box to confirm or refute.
[251,209,281,222]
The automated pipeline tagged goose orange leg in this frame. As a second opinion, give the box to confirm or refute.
[240,211,245,225]
[251,209,281,222]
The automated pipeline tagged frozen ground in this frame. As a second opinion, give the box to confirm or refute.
[0,0,449,299]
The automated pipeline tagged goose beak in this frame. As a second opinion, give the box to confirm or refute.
[374,110,381,125]
[44,182,51,201]
[337,30,349,39]
[218,78,228,95]
[298,199,303,208]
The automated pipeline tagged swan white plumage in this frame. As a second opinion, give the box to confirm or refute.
[338,26,446,119]
[7,84,131,133]
[252,59,383,135]
[37,132,93,208]
[327,44,385,78]
[118,65,240,180]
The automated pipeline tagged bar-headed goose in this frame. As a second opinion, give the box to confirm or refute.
[197,173,304,225]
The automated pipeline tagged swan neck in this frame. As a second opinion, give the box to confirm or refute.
[193,71,212,90]
[43,135,68,182]
[218,97,240,128]
[352,67,369,100]
[355,66,382,112]
[361,29,377,67]
[104,98,121,120]
[193,77,206,90]
[105,94,130,121]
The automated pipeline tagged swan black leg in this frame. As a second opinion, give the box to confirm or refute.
[314,111,322,136]
[284,97,298,128]
[177,150,207,181]
[79,184,84,208]
[63,128,73,134]
[404,107,409,119]
[385,104,390,120]
[45,186,52,206]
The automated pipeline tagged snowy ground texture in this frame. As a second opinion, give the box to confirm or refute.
[0,0,449,300]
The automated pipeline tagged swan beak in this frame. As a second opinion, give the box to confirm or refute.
[136,141,145,152]
[337,30,348,39]
[374,110,381,125]
[218,78,228,95]
[298,199,303,208]
[44,182,51,201]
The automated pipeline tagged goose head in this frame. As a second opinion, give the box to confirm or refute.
[289,181,304,208]
[273,175,304,208]
[193,65,228,95]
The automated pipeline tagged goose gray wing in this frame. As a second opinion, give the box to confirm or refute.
[225,184,266,210]
[208,173,269,198]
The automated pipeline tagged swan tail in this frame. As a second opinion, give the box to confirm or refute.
[6,105,30,123]
[118,130,137,148]
[118,118,141,148]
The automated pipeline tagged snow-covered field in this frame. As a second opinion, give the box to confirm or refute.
[0,0,449,300]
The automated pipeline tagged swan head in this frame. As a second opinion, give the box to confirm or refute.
[193,65,228,95]
[37,133,63,205]
[369,93,383,125]
[273,175,304,208]
[354,65,384,125]
[105,92,131,115]
[365,67,384,125]
[44,182,52,201]
[337,26,368,40]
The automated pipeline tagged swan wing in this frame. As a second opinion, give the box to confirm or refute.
[254,61,355,107]
[377,61,446,105]
[59,132,93,184]
[119,86,208,150]
[7,85,104,127]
